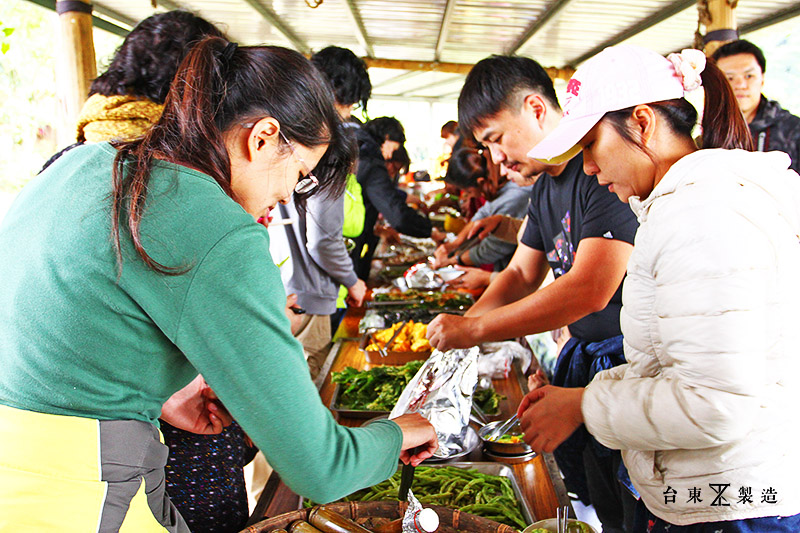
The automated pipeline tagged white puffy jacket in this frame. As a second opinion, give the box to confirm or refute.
[582,149,800,525]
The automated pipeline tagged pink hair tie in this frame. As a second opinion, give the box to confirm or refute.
[667,49,706,92]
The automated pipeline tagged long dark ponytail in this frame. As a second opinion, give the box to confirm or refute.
[603,56,753,154]
[111,37,353,275]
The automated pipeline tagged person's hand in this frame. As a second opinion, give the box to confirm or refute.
[393,413,439,466]
[375,225,402,245]
[430,227,447,244]
[467,214,503,240]
[285,293,304,335]
[161,374,233,434]
[346,279,367,307]
[448,265,491,290]
[517,385,584,453]
[526,368,549,391]
[426,313,480,351]
[433,243,456,269]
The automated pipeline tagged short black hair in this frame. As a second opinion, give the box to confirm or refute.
[311,46,372,111]
[364,116,405,144]
[444,146,486,190]
[441,120,458,138]
[90,10,225,104]
[458,55,560,136]
[712,39,766,74]
[390,145,410,168]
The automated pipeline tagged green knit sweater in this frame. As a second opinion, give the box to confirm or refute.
[0,143,401,502]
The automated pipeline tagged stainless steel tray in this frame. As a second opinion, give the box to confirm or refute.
[329,383,390,419]
[421,462,536,526]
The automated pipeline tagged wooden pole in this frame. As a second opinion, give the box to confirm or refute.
[701,0,738,57]
[56,0,96,144]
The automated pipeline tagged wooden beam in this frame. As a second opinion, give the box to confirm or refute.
[507,0,574,55]
[342,0,373,58]
[364,57,574,81]
[240,0,309,54]
[435,0,457,61]
[740,4,800,35]
[56,0,96,141]
[91,2,137,29]
[365,57,474,74]
[570,0,696,66]
[25,0,130,37]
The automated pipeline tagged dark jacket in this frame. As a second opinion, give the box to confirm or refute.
[349,125,431,279]
[750,96,800,174]
[551,335,635,503]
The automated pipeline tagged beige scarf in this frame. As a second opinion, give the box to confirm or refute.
[75,94,164,143]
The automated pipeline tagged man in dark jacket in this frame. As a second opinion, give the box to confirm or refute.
[714,40,800,173]
[311,47,432,279]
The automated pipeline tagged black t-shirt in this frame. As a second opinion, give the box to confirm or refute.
[521,155,638,342]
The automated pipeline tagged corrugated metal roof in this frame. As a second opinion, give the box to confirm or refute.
[87,0,800,101]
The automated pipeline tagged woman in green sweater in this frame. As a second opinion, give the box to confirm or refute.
[0,37,436,532]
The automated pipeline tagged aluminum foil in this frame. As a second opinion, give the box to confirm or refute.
[400,262,442,290]
[389,347,479,458]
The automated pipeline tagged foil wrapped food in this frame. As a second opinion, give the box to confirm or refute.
[398,262,442,290]
[389,347,479,458]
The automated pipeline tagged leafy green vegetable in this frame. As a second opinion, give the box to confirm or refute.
[473,386,505,415]
[332,360,423,411]
[306,466,528,529]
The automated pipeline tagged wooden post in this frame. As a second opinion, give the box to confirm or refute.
[701,0,739,57]
[56,0,96,144]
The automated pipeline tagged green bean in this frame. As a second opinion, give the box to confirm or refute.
[306,466,528,529]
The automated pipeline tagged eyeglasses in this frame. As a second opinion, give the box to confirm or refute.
[279,131,319,194]
[240,122,319,195]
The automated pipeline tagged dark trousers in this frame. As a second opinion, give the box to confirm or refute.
[632,498,800,532]
[583,445,637,533]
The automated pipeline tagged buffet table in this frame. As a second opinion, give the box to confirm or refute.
[247,304,572,528]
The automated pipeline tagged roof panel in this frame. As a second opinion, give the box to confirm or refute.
[88,0,799,99]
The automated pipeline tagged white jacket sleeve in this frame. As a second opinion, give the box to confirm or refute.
[583,194,773,451]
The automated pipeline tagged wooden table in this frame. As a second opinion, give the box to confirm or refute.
[248,307,571,528]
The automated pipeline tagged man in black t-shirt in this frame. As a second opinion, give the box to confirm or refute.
[426,55,638,533]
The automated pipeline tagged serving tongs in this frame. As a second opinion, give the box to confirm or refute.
[382,321,407,355]
[447,234,482,259]
[483,413,519,442]
[370,321,407,358]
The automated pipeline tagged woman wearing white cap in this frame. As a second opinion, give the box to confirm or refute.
[517,44,800,531]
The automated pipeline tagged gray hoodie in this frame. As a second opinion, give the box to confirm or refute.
[277,192,358,315]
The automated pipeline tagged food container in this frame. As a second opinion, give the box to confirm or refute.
[360,334,431,365]
[329,384,390,419]
[522,518,598,533]
[443,462,536,525]
[479,420,533,456]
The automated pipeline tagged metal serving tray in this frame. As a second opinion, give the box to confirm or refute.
[329,383,391,419]
[411,462,536,526]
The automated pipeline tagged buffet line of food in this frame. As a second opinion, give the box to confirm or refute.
[248,237,588,533]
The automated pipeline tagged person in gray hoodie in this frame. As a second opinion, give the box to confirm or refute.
[277,185,366,379]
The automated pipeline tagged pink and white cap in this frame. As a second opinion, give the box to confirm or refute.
[528,44,706,164]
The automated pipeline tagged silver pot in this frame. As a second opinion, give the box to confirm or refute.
[478,420,532,455]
